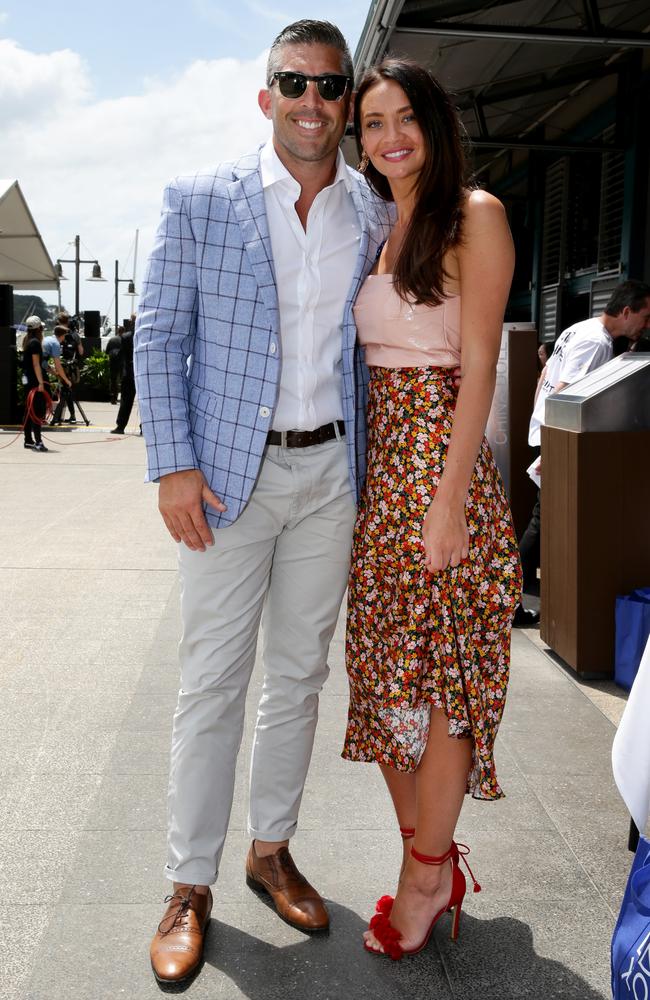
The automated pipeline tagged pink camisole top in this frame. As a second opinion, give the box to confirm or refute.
[353,274,461,368]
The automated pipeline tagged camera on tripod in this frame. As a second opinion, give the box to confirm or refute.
[60,321,82,381]
[60,355,81,384]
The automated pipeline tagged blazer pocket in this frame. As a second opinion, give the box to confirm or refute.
[188,384,224,421]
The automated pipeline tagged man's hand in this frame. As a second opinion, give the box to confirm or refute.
[158,469,227,551]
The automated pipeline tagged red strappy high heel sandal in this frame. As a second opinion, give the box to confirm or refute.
[365,842,481,960]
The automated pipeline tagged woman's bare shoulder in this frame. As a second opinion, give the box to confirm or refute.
[461,188,507,228]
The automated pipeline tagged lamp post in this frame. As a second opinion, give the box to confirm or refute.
[114,260,137,334]
[55,235,106,317]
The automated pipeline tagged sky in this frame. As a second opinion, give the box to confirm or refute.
[1,1,372,324]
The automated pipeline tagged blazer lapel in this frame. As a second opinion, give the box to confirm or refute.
[342,174,392,352]
[228,163,280,334]
[347,176,393,294]
[347,180,373,297]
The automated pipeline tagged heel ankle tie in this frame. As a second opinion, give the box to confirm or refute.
[455,843,482,893]
[399,826,416,839]
[410,844,456,867]
[410,842,481,893]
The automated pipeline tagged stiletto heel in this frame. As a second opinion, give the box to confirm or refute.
[365,842,479,959]
[450,902,461,941]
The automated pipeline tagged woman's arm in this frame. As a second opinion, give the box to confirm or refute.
[422,189,514,573]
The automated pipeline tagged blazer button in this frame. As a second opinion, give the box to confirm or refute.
[259,406,270,418]
[270,342,277,355]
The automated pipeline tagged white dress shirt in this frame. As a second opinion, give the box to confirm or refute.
[260,139,361,432]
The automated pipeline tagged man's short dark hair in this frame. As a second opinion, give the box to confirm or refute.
[266,20,353,83]
[605,279,650,316]
[54,325,68,338]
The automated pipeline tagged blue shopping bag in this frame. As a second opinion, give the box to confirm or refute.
[615,589,650,690]
[612,836,650,999]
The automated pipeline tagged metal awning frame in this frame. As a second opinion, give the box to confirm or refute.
[354,0,649,158]
[392,23,650,48]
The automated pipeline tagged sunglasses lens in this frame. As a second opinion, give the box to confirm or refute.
[277,74,307,99]
[317,76,348,101]
[273,73,349,101]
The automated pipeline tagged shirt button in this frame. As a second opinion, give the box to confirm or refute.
[270,342,277,355]
[259,406,270,418]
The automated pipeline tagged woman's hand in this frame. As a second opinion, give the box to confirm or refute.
[422,496,469,573]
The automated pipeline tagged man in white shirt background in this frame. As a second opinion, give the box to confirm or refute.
[516,279,650,626]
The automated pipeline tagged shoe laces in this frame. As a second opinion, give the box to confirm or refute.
[157,886,197,934]
[274,847,307,886]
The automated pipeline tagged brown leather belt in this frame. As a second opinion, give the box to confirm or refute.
[266,420,345,449]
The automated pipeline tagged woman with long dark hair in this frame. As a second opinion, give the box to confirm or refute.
[342,59,522,958]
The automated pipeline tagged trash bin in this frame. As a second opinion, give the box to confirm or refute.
[541,354,650,677]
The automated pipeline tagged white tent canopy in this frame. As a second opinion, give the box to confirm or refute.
[0,180,58,290]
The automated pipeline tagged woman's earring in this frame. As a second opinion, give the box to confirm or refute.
[358,151,369,174]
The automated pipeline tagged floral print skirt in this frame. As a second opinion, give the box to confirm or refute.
[343,366,522,799]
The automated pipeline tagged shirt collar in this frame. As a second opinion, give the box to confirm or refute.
[259,138,352,195]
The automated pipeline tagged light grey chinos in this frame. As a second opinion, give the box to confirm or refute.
[166,436,355,885]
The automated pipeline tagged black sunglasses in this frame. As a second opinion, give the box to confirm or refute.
[269,72,352,102]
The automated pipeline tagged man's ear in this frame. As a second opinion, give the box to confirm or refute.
[258,88,272,120]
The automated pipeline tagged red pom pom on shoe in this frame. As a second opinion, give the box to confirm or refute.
[367,912,404,960]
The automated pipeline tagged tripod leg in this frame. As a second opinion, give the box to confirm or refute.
[75,397,90,426]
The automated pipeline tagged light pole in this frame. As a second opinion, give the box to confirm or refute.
[55,235,105,317]
[114,260,137,334]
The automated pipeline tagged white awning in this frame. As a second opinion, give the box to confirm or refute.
[0,180,59,289]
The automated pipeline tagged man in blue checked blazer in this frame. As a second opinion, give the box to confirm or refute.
[137,20,392,983]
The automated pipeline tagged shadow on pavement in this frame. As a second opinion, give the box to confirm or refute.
[152,903,609,1000]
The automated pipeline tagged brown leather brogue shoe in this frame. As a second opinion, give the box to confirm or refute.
[150,885,212,983]
[245,842,329,933]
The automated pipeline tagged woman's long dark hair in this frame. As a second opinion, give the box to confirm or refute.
[354,58,468,306]
[22,327,43,350]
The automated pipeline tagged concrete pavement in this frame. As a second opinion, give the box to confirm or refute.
[0,401,632,999]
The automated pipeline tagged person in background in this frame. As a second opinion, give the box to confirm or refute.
[49,311,84,424]
[56,310,85,364]
[42,325,73,423]
[110,318,135,434]
[515,278,650,626]
[105,326,123,404]
[21,317,50,452]
[537,341,551,371]
[529,280,650,449]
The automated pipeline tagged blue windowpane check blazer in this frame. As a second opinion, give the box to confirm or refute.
[134,148,393,528]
